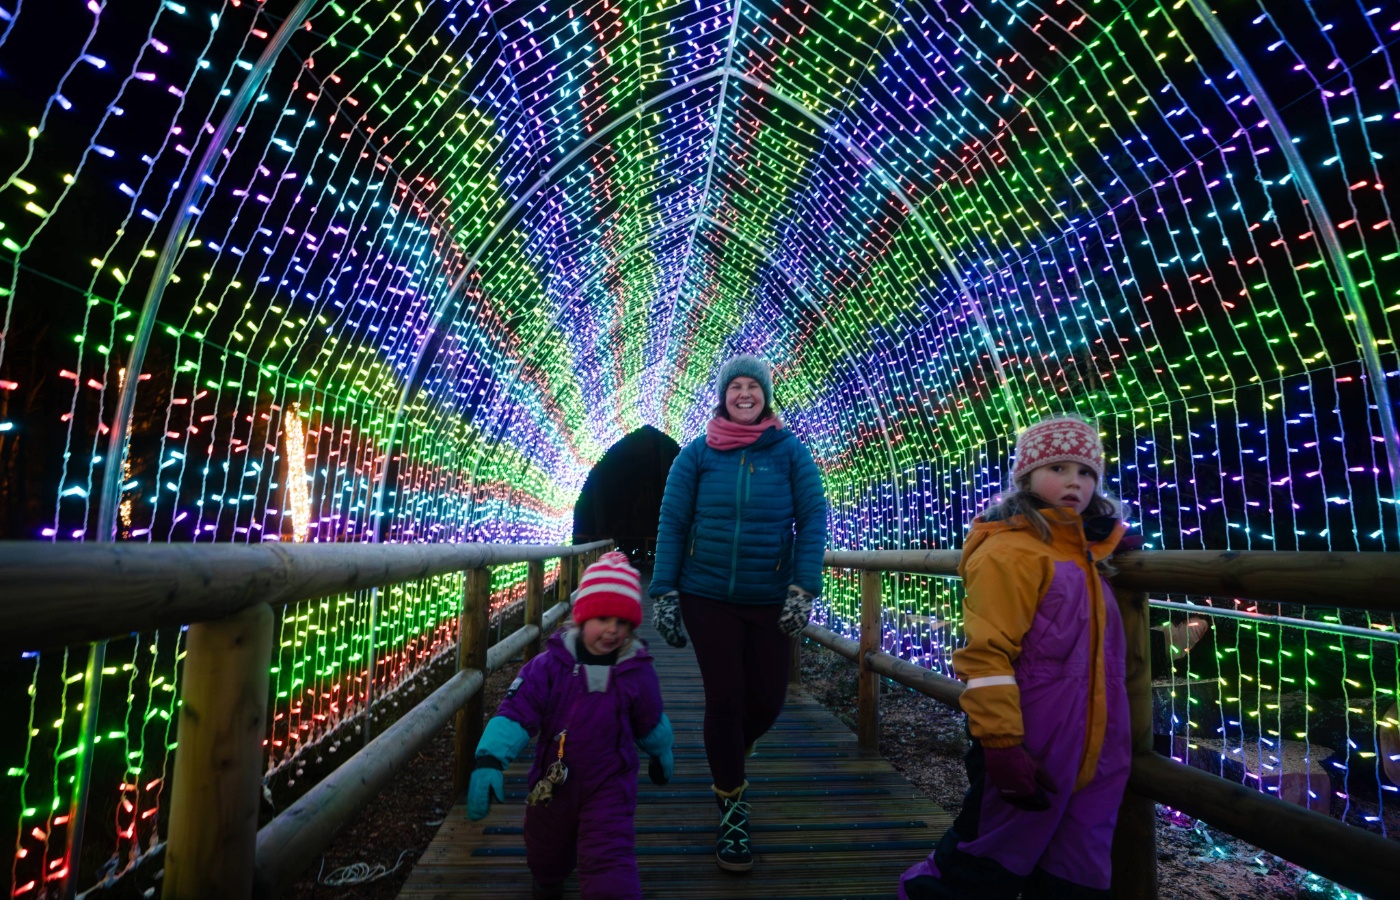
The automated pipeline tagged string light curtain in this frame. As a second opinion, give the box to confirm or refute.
[1,0,1398,894]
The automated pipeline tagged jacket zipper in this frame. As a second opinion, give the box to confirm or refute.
[728,450,746,600]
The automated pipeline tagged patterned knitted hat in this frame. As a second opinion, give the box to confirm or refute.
[716,354,773,407]
[1011,416,1104,482]
[573,551,643,627]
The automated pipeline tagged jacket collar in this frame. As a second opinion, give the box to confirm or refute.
[959,505,1126,574]
[550,628,649,667]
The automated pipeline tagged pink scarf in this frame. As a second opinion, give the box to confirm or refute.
[705,415,784,451]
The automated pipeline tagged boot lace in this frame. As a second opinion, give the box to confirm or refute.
[718,798,751,853]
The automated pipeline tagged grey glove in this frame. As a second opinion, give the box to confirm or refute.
[653,591,687,647]
[777,585,814,637]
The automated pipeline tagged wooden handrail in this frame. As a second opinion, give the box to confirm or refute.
[5,539,1394,897]
[0,539,611,653]
[825,547,1400,612]
[2,542,1389,651]
[251,603,568,897]
[808,553,1400,900]
[1130,753,1400,898]
[0,539,605,898]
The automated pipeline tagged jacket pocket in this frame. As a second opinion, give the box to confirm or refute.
[774,531,794,585]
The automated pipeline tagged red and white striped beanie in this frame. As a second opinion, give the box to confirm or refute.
[573,551,643,627]
[1011,416,1104,482]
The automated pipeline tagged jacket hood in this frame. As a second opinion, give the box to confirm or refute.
[958,506,1126,577]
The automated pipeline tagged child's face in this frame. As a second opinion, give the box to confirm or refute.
[1028,462,1097,515]
[581,616,633,656]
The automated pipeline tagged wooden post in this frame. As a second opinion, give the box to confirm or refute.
[163,603,273,900]
[1111,589,1158,899]
[525,559,544,661]
[789,634,803,684]
[857,570,882,751]
[558,555,573,607]
[453,567,491,799]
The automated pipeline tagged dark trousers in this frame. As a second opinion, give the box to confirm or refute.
[524,778,641,900]
[680,593,792,792]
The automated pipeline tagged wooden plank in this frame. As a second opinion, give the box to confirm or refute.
[398,595,953,900]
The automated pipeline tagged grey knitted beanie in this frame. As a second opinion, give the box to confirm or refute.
[716,354,773,407]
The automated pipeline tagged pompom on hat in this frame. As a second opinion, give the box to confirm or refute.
[716,354,773,408]
[572,551,643,628]
[1011,416,1104,483]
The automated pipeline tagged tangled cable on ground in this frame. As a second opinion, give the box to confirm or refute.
[317,848,417,886]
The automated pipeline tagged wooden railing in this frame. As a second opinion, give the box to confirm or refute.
[0,539,613,900]
[7,543,1400,898]
[807,548,1400,899]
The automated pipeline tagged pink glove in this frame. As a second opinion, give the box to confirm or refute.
[982,744,1056,811]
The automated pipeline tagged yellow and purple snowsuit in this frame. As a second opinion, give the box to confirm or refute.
[901,507,1131,898]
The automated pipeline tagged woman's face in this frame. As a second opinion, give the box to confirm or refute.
[1027,462,1097,515]
[581,616,632,656]
[724,377,765,425]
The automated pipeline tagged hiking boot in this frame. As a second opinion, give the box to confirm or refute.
[714,781,753,872]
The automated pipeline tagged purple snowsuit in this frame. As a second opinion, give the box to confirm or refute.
[901,508,1132,898]
[495,630,664,900]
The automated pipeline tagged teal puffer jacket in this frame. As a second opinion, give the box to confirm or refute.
[650,424,827,604]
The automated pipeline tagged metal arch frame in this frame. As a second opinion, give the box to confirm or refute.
[74,3,320,897]
[401,217,704,544]
[95,0,318,540]
[1186,0,1400,503]
[442,210,906,548]
[371,65,1028,545]
[722,67,1022,431]
[648,0,748,424]
[367,70,728,533]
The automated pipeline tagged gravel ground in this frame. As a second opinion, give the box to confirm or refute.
[279,637,1354,899]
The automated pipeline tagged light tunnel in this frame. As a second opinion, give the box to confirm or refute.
[2,0,1400,892]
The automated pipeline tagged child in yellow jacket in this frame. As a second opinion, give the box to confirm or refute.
[901,415,1132,899]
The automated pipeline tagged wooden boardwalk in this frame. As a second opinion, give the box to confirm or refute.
[399,600,953,899]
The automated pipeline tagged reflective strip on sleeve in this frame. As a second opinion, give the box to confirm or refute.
[964,675,1018,690]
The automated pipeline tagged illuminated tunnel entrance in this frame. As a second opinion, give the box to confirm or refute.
[1,0,1399,894]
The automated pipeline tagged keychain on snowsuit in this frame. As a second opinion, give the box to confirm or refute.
[526,729,568,806]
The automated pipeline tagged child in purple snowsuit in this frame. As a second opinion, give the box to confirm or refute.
[900,416,1132,899]
[466,552,674,900]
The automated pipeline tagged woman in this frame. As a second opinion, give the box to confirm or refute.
[650,353,828,873]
